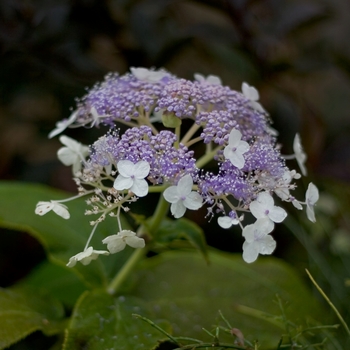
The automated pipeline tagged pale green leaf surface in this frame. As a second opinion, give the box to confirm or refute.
[129,250,324,346]
[0,287,65,349]
[63,290,172,350]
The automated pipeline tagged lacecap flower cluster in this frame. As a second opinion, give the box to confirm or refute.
[35,67,319,265]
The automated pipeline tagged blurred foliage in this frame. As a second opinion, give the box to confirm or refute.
[1,0,350,348]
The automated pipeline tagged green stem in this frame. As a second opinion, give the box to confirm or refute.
[107,246,145,295]
[196,145,222,168]
[107,194,170,295]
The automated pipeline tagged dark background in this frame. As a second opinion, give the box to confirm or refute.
[1,0,350,322]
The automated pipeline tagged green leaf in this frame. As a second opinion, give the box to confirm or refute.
[0,287,65,349]
[130,250,325,347]
[155,218,208,263]
[63,290,172,350]
[0,182,133,289]
[15,261,87,309]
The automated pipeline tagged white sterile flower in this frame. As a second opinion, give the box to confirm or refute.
[242,218,276,263]
[305,182,319,223]
[35,201,70,219]
[293,133,307,176]
[66,246,109,267]
[130,67,168,83]
[223,129,250,169]
[241,82,266,114]
[114,160,150,197]
[163,174,203,219]
[250,192,287,223]
[49,110,78,139]
[57,135,89,174]
[102,230,145,254]
[194,73,222,85]
[218,215,240,229]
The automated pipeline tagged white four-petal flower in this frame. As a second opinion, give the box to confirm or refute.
[218,215,240,229]
[35,201,70,219]
[293,133,307,176]
[242,218,276,263]
[57,135,90,174]
[223,129,250,169]
[102,230,145,254]
[305,182,319,223]
[250,192,287,223]
[163,174,203,218]
[66,246,109,267]
[49,110,78,139]
[241,82,266,114]
[130,67,168,83]
[114,160,150,197]
[194,73,222,85]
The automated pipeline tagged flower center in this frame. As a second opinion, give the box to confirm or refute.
[264,209,270,215]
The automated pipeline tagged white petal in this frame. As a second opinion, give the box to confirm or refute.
[114,175,133,191]
[206,75,222,85]
[242,82,259,101]
[228,129,242,147]
[236,141,250,154]
[130,178,149,197]
[183,191,203,210]
[249,201,265,219]
[242,241,260,263]
[57,147,78,166]
[194,73,205,82]
[102,235,126,253]
[292,200,303,210]
[125,236,145,249]
[117,160,134,177]
[268,206,287,223]
[35,201,54,216]
[306,182,319,205]
[171,201,186,219]
[52,203,70,219]
[306,205,316,223]
[163,186,179,203]
[218,216,233,229]
[259,235,276,255]
[293,134,307,176]
[134,160,150,179]
[225,148,246,169]
[177,175,194,197]
[48,111,78,139]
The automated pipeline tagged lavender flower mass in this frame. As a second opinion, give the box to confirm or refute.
[37,67,318,265]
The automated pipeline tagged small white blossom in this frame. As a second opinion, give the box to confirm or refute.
[114,160,150,197]
[102,230,145,254]
[163,174,203,218]
[48,110,78,139]
[35,201,70,219]
[218,215,240,229]
[194,73,222,85]
[66,246,109,267]
[250,192,287,223]
[241,82,266,114]
[293,133,307,176]
[224,129,249,169]
[57,135,89,174]
[130,67,168,83]
[242,218,276,263]
[305,182,319,222]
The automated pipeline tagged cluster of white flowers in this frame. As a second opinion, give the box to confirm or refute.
[35,67,320,267]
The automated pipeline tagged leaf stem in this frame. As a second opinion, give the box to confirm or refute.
[107,194,170,295]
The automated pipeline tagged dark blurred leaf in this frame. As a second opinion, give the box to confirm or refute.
[0,287,64,350]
